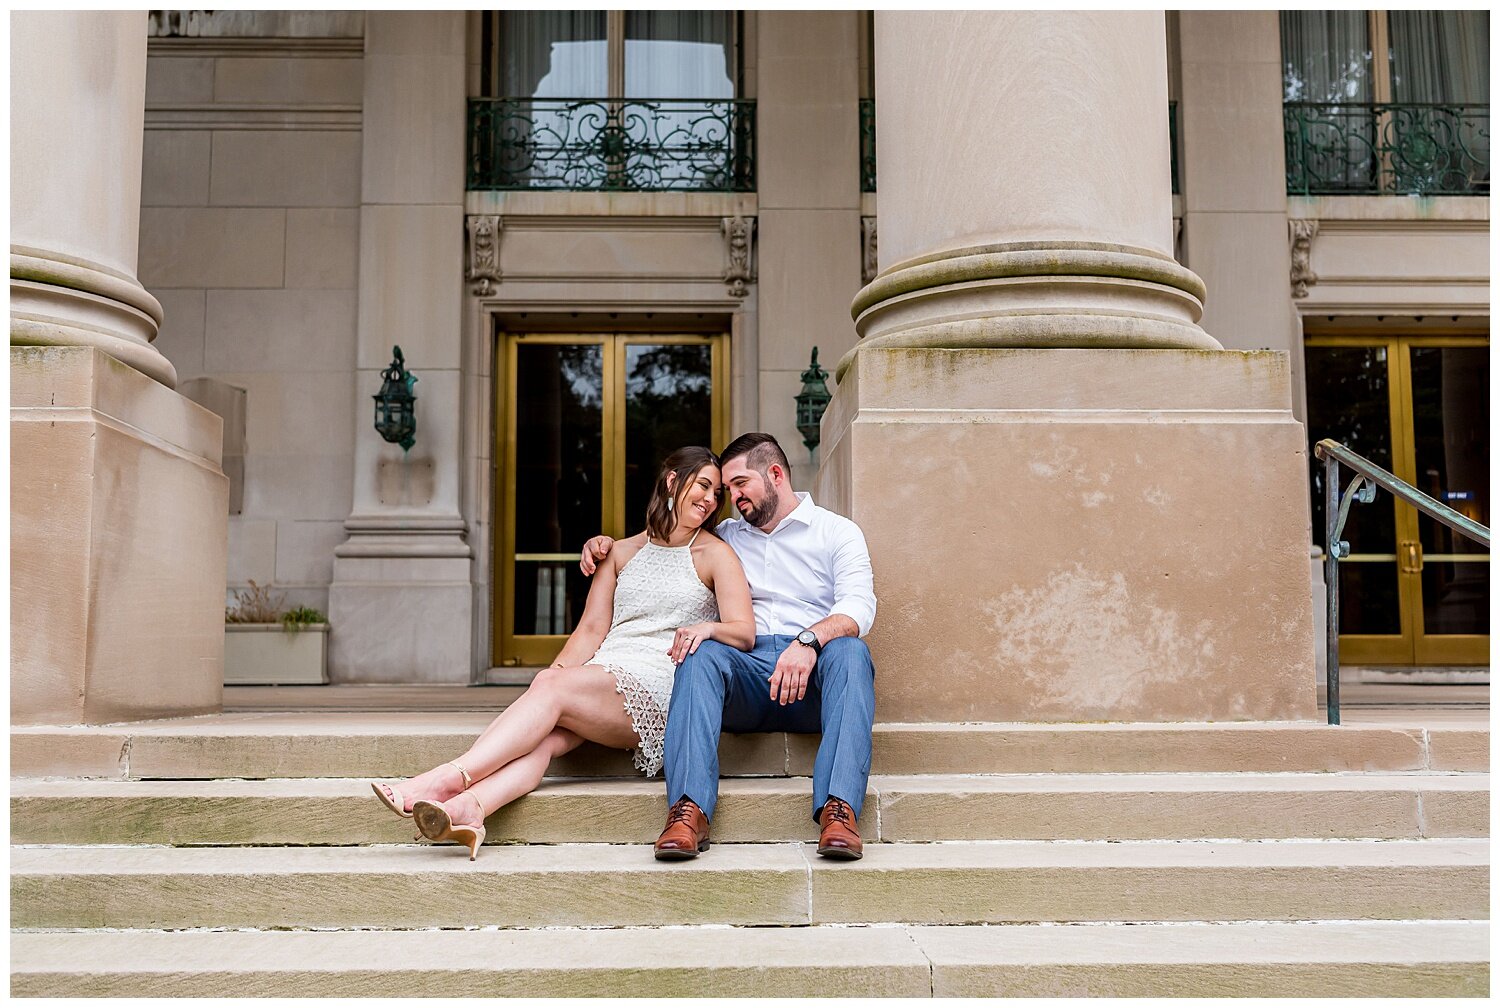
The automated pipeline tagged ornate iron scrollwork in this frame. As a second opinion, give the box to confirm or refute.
[468,98,756,192]
[1284,102,1489,196]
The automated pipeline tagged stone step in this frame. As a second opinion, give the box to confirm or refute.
[10,839,1487,931]
[10,773,1487,846]
[10,714,1487,779]
[9,921,1488,997]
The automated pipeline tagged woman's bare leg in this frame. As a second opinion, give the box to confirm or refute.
[438,727,588,827]
[386,665,636,811]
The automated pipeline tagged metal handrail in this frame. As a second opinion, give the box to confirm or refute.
[1313,439,1490,725]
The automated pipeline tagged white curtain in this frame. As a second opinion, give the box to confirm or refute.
[1388,11,1489,102]
[1280,11,1372,102]
[499,11,607,98]
[624,11,734,99]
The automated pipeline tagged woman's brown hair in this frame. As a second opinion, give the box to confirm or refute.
[645,446,722,544]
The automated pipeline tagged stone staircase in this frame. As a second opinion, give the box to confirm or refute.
[10,713,1490,996]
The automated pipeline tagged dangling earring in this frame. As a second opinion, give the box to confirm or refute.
[666,498,673,512]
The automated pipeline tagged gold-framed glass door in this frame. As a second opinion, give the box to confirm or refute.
[1305,333,1489,665]
[495,332,728,666]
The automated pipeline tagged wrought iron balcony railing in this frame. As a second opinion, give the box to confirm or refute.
[1284,102,1489,196]
[468,98,755,192]
[860,98,876,193]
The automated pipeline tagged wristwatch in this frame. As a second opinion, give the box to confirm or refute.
[795,629,823,655]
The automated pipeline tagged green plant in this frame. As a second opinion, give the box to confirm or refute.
[281,606,326,633]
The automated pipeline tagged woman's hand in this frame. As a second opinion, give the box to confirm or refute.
[668,622,717,664]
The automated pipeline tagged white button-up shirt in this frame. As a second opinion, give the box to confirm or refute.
[715,492,877,638]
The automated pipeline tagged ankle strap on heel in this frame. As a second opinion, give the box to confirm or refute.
[447,761,474,789]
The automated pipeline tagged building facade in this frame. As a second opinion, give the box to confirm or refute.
[16,10,1489,705]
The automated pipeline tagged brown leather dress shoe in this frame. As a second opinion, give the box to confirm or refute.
[817,796,863,860]
[654,797,710,860]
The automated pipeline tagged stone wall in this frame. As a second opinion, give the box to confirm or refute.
[139,26,363,617]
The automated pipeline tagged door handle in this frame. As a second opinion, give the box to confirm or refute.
[1399,539,1424,574]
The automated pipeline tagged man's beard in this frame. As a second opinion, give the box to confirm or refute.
[738,485,781,529]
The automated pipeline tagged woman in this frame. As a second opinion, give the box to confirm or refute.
[371,446,754,859]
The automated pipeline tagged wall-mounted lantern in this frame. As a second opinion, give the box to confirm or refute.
[794,346,831,453]
[373,345,418,451]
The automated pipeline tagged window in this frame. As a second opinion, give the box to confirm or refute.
[471,11,753,192]
[1281,11,1488,194]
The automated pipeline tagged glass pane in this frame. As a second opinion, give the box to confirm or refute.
[499,11,607,97]
[1388,11,1489,103]
[1280,11,1372,102]
[623,343,715,536]
[513,343,603,636]
[1304,344,1402,637]
[625,11,735,98]
[1410,345,1490,635]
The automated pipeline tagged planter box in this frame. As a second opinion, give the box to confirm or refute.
[224,624,328,685]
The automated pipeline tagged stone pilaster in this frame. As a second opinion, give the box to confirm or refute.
[327,12,473,683]
[818,11,1317,723]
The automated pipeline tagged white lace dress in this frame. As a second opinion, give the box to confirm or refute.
[588,531,718,777]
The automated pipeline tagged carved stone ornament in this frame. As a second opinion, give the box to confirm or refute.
[721,216,755,298]
[465,214,502,296]
[861,216,879,284]
[1289,218,1319,299]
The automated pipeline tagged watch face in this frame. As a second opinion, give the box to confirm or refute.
[798,631,816,645]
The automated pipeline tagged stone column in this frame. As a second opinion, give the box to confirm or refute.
[11,11,228,725]
[818,11,1317,724]
[327,13,473,683]
[11,10,173,386]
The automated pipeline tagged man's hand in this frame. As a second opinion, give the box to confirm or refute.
[768,640,817,706]
[579,535,615,576]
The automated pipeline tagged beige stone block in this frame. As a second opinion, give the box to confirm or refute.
[241,454,353,520]
[327,580,472,683]
[204,290,356,373]
[1184,211,1298,353]
[360,53,465,205]
[213,57,363,106]
[139,207,286,289]
[11,843,812,931]
[284,208,358,290]
[1421,787,1490,837]
[864,722,1428,775]
[209,131,361,208]
[226,518,277,586]
[365,11,465,58]
[1179,10,1281,66]
[1428,728,1489,771]
[818,347,1317,724]
[141,130,211,206]
[497,221,727,282]
[9,925,932,998]
[274,519,346,587]
[145,56,214,105]
[149,288,207,378]
[756,208,864,371]
[11,728,130,778]
[1178,66,1287,212]
[355,206,464,369]
[224,369,354,456]
[875,773,1435,841]
[810,839,1489,924]
[757,44,861,208]
[11,348,227,726]
[913,921,1490,998]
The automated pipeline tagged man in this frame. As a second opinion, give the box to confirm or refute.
[580,432,877,860]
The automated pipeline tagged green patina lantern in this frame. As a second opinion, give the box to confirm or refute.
[794,346,832,452]
[373,345,418,452]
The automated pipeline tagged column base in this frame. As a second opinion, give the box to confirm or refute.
[11,347,228,725]
[328,533,473,684]
[816,346,1318,723]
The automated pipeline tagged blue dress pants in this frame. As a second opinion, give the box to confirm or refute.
[664,635,876,822]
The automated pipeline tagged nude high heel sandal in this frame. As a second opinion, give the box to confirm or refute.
[412,791,487,861]
[372,760,473,824]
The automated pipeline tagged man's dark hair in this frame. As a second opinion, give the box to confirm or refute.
[720,432,791,480]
